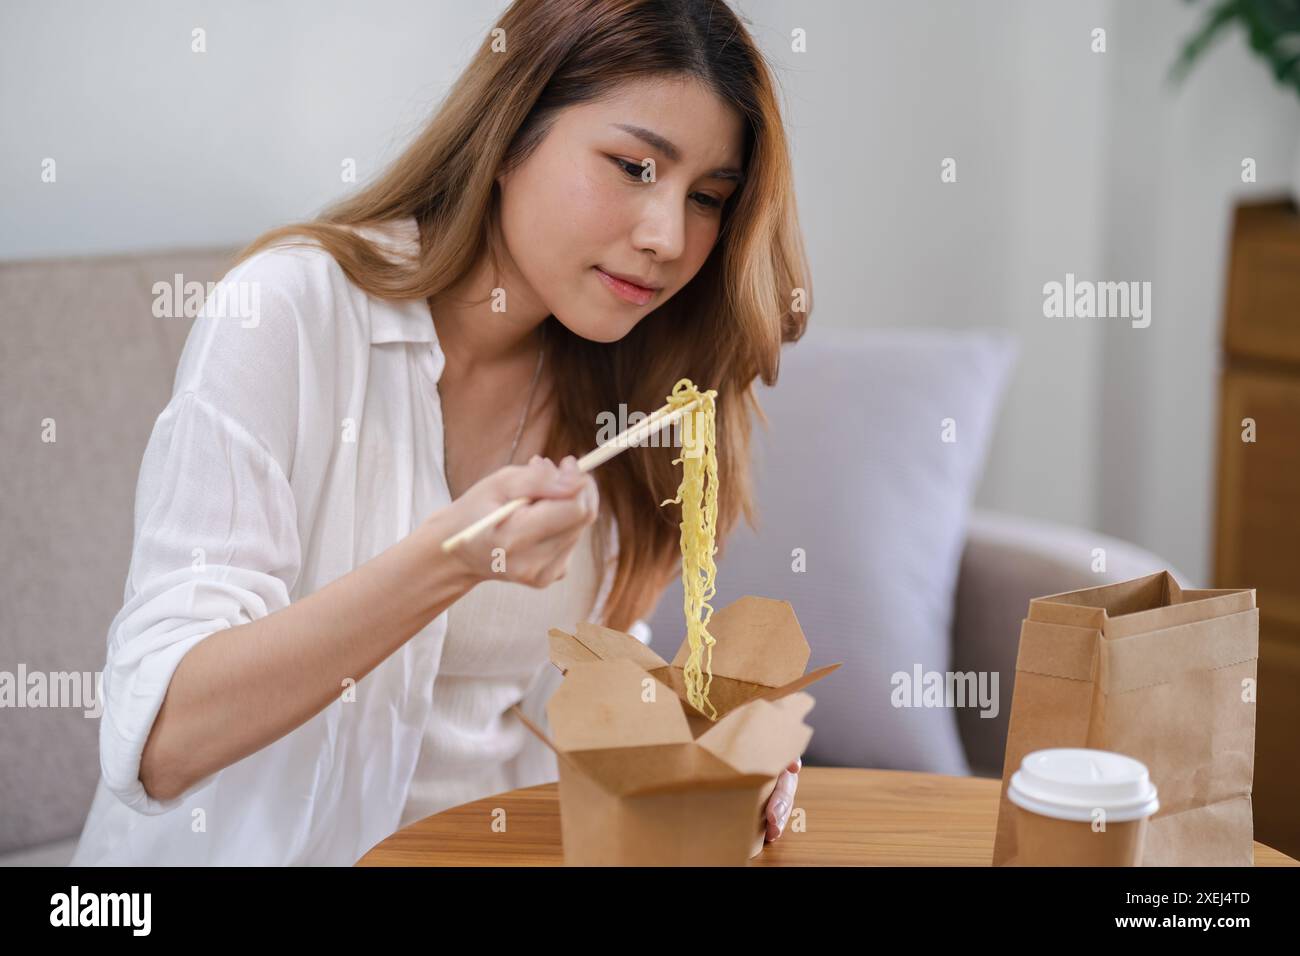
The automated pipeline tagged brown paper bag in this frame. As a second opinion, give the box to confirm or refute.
[992,570,1258,866]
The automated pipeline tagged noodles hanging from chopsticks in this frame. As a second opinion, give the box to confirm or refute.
[658,378,720,721]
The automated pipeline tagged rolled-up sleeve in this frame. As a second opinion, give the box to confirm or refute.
[100,276,303,815]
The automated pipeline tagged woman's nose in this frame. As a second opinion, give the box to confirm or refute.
[629,193,686,262]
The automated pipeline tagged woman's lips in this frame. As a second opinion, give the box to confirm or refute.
[594,266,656,306]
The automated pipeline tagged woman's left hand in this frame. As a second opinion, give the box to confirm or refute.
[763,757,801,842]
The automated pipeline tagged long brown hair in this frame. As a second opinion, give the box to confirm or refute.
[233,0,812,631]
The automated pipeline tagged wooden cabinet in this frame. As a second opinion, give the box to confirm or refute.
[1215,198,1300,860]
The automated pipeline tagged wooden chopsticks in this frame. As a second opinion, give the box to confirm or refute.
[439,396,702,553]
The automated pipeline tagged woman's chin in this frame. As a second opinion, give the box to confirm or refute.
[552,311,639,344]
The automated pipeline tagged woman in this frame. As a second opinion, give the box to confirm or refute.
[71,0,812,866]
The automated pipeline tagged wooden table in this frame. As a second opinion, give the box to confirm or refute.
[356,767,1299,866]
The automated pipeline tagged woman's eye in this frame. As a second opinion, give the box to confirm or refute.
[613,157,649,180]
[611,157,723,210]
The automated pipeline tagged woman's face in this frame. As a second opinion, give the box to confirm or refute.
[495,75,746,343]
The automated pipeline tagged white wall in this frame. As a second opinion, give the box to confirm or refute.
[3,0,1298,586]
[0,0,505,256]
[745,0,1300,585]
[1092,0,1300,586]
[746,0,1109,530]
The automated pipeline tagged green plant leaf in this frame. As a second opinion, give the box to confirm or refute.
[1173,0,1300,103]
[1170,0,1247,83]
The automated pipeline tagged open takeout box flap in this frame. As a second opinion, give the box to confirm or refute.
[552,596,840,729]
[694,692,816,776]
[596,737,790,797]
[753,662,842,702]
[667,596,810,687]
[545,659,693,751]
[548,622,669,675]
[507,717,714,796]
[513,696,789,798]
[670,660,841,733]
[654,669,769,727]
[547,628,601,672]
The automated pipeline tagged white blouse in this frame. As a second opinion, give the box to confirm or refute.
[69,217,651,866]
[398,519,602,831]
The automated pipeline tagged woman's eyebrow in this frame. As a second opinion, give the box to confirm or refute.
[610,123,745,183]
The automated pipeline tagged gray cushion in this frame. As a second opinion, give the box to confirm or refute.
[647,325,1018,775]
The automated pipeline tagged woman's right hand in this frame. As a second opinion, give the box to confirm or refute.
[439,454,600,589]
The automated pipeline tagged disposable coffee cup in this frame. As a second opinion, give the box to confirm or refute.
[1007,748,1159,866]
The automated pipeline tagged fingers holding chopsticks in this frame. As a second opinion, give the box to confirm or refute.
[496,455,600,586]
[500,456,599,538]
[441,396,695,555]
[441,454,599,589]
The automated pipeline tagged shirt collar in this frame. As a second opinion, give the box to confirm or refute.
[371,298,446,388]
[359,216,438,346]
[370,300,437,345]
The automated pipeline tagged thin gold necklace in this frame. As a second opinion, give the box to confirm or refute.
[505,322,546,466]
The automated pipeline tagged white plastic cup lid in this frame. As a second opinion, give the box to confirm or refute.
[1007,748,1159,823]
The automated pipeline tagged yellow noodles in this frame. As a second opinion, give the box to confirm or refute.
[658,378,720,721]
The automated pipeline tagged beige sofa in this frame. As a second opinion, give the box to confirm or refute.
[0,246,1182,864]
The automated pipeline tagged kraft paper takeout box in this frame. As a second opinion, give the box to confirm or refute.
[512,595,841,866]
[992,570,1258,867]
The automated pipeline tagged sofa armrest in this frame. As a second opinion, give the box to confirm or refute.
[951,507,1191,777]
